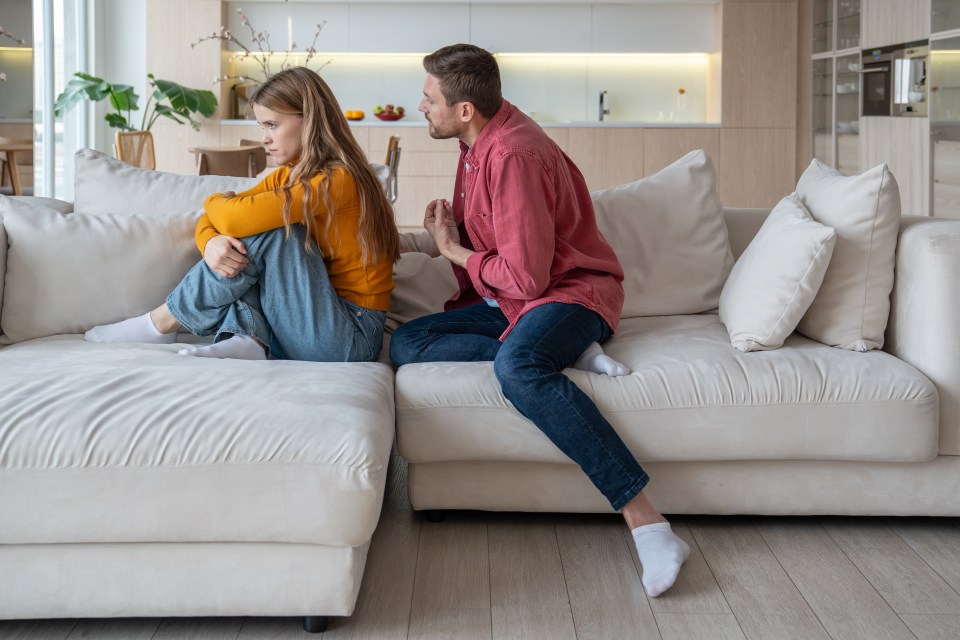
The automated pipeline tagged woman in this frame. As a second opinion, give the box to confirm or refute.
[86,67,399,362]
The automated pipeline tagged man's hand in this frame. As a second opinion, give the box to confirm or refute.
[423,198,473,267]
[203,234,249,278]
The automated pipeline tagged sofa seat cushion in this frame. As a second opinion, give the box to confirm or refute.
[396,315,938,465]
[0,336,395,547]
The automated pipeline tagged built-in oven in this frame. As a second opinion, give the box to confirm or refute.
[893,41,929,116]
[861,46,895,116]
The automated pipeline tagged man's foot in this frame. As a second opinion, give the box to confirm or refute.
[574,342,630,376]
[178,335,267,361]
[632,522,690,598]
[85,313,176,344]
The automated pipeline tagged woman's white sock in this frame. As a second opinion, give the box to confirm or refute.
[84,313,175,344]
[631,522,690,598]
[178,335,266,361]
[574,341,631,376]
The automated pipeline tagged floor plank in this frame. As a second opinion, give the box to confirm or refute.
[890,519,960,596]
[488,514,577,640]
[822,518,960,614]
[325,456,421,640]
[67,618,161,639]
[900,614,960,640]
[0,620,77,640]
[237,617,318,639]
[655,613,746,640]
[757,520,914,640]
[554,514,661,640]
[410,511,490,611]
[622,520,732,615]
[151,616,244,640]
[407,608,491,640]
[690,520,830,640]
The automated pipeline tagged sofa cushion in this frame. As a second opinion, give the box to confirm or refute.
[719,193,836,352]
[0,200,199,344]
[396,315,938,465]
[795,160,901,351]
[74,149,257,215]
[591,149,734,317]
[0,336,395,547]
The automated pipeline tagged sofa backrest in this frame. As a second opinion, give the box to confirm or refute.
[723,207,770,260]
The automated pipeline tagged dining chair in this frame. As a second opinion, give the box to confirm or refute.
[238,138,276,168]
[195,146,268,178]
[115,131,157,170]
[384,135,401,203]
[0,137,33,195]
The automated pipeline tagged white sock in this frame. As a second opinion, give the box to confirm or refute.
[84,312,176,344]
[178,335,266,361]
[574,342,630,376]
[632,522,690,598]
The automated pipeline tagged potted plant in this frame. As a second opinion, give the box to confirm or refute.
[53,72,218,131]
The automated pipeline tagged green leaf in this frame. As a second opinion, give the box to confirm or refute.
[107,84,140,112]
[54,72,111,117]
[104,113,134,130]
[152,77,218,118]
[153,103,187,126]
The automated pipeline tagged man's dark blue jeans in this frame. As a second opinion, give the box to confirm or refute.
[389,301,649,511]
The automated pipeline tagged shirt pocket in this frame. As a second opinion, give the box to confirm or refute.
[468,210,496,250]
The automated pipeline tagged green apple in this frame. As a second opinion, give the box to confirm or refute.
[374,105,384,115]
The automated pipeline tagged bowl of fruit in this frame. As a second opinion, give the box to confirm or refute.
[344,109,365,121]
[374,104,405,121]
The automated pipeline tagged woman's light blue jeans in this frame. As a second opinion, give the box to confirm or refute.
[166,225,385,362]
[389,301,649,511]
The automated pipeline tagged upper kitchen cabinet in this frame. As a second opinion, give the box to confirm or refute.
[933,0,960,35]
[814,0,860,53]
[348,4,469,52]
[471,4,591,53]
[590,4,718,53]
[861,0,930,48]
[227,3,350,52]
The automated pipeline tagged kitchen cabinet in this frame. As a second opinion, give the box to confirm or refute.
[930,35,960,218]
[861,0,930,48]
[861,116,930,215]
[932,0,960,35]
[811,29,861,175]
[814,0,860,53]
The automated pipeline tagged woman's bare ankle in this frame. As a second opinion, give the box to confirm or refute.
[621,491,668,530]
[150,305,182,334]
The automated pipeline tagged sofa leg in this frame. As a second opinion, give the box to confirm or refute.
[424,509,446,522]
[303,616,329,633]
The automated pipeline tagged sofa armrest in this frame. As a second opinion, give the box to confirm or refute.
[0,216,6,328]
[886,216,960,454]
[399,230,440,257]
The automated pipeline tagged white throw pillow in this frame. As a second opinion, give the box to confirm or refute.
[795,160,901,351]
[719,193,836,352]
[0,198,200,344]
[74,149,257,215]
[388,251,457,327]
[73,148,392,216]
[591,149,734,317]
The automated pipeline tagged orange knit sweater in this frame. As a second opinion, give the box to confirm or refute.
[196,166,393,311]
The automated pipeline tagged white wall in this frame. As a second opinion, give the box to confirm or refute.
[91,0,146,154]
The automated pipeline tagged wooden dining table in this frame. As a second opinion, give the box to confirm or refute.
[0,141,32,196]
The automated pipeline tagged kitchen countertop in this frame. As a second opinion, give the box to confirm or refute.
[222,119,720,128]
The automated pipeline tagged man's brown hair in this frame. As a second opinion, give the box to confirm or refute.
[423,44,502,119]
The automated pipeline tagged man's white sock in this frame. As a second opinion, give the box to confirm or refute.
[574,341,631,376]
[178,335,267,361]
[632,522,690,598]
[84,313,176,344]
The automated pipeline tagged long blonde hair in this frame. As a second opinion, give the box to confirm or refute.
[249,67,399,265]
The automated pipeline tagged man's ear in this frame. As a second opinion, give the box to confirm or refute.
[457,101,476,122]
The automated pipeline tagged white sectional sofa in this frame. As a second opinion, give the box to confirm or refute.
[2,148,959,630]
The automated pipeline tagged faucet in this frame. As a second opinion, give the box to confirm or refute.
[599,90,610,122]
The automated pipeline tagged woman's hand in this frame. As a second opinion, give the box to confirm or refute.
[203,234,249,278]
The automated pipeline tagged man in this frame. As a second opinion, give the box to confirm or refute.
[389,44,689,598]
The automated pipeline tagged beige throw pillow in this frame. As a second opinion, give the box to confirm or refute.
[719,193,836,352]
[0,199,200,344]
[795,160,901,351]
[388,252,457,327]
[591,149,734,317]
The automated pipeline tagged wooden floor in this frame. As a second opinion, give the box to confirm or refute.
[4,457,960,640]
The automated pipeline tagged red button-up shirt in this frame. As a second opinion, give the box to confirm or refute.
[448,100,625,340]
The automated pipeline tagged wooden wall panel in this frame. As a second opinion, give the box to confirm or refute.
[860,116,931,215]
[150,120,222,176]
[721,1,799,129]
[861,0,930,48]
[796,0,813,180]
[565,128,644,190]
[643,128,721,176]
[718,128,797,208]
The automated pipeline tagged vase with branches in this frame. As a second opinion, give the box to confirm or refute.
[0,25,27,82]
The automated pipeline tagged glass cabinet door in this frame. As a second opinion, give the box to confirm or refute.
[835,53,860,175]
[813,0,835,54]
[932,0,960,35]
[837,0,860,51]
[931,36,960,218]
[813,58,834,165]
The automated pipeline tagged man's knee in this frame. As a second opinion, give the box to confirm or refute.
[388,323,422,367]
[493,350,547,400]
